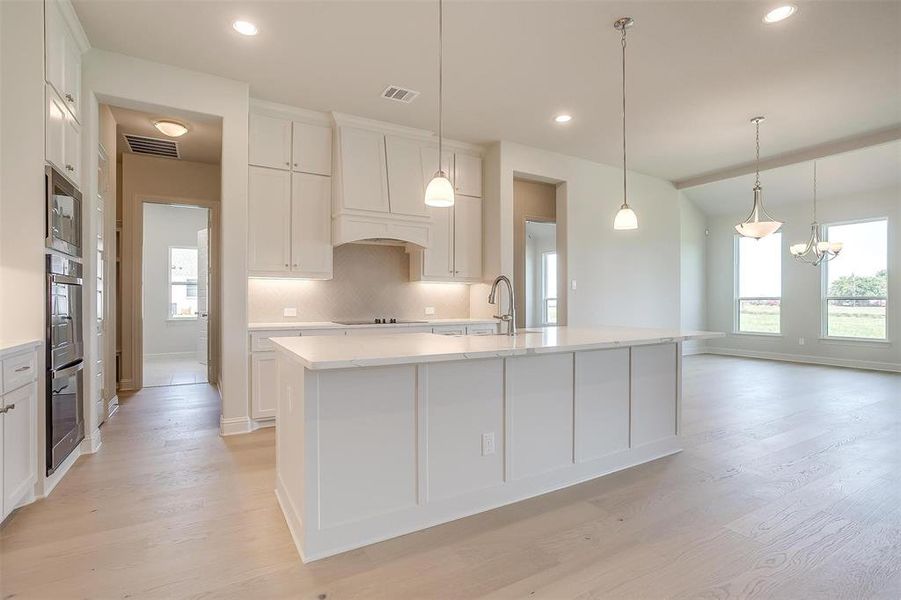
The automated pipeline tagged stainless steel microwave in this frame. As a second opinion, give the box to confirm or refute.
[46,165,82,258]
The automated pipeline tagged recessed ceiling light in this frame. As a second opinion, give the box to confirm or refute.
[154,120,188,137]
[763,5,797,23]
[232,20,259,36]
[554,114,573,123]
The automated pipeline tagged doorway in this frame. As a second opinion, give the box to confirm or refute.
[525,221,558,327]
[141,203,210,387]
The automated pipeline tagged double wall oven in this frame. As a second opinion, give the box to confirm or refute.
[45,166,85,474]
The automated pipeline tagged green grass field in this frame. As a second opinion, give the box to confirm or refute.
[739,303,886,339]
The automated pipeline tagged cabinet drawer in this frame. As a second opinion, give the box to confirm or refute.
[250,330,302,352]
[432,326,465,336]
[466,325,498,336]
[2,351,37,395]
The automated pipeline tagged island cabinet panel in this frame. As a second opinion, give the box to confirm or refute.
[630,343,678,447]
[425,359,504,501]
[574,348,630,462]
[317,365,417,528]
[506,353,574,480]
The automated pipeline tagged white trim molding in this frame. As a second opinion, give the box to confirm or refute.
[219,416,254,436]
[704,347,900,373]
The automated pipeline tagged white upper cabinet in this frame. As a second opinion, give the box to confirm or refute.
[454,153,482,198]
[422,205,453,278]
[453,195,482,280]
[250,114,293,170]
[336,127,390,213]
[248,166,292,273]
[292,122,332,176]
[385,136,427,217]
[45,87,66,173]
[291,173,332,278]
[64,110,81,188]
[45,1,82,123]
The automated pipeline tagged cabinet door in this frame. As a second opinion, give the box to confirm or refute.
[3,383,36,514]
[62,30,82,123]
[292,122,332,176]
[248,167,291,273]
[453,195,482,279]
[64,111,81,187]
[454,153,482,197]
[45,87,67,172]
[45,2,66,102]
[385,136,427,217]
[422,205,453,278]
[249,114,292,170]
[251,354,277,419]
[630,343,678,447]
[338,127,389,213]
[291,173,333,278]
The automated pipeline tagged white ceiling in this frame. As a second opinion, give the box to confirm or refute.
[108,105,222,164]
[74,1,900,182]
[682,140,901,216]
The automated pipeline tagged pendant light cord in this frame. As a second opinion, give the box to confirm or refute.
[754,119,761,188]
[437,0,444,172]
[621,25,627,206]
[813,161,817,222]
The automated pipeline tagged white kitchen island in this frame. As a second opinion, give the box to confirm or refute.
[271,326,721,562]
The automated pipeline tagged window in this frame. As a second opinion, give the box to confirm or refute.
[736,232,782,334]
[542,251,557,325]
[823,219,888,340]
[168,246,198,319]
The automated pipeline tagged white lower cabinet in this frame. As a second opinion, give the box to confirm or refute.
[1,345,39,523]
[251,353,278,420]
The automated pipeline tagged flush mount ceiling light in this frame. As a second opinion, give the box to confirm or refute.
[763,5,797,23]
[554,114,573,123]
[153,120,188,138]
[424,0,454,208]
[232,20,259,36]
[790,161,843,265]
[735,116,783,239]
[612,17,637,231]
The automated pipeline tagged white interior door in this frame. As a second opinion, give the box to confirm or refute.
[196,228,209,366]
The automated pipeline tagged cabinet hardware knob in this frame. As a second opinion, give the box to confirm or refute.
[284,263,289,267]
[285,162,290,166]
[66,164,74,171]
[65,93,75,103]
[292,264,298,267]
[14,366,30,372]
[293,163,298,167]
[0,403,14,414]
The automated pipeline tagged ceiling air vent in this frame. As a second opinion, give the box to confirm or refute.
[382,85,420,104]
[124,134,180,159]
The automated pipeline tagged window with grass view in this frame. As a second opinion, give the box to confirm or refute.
[169,246,199,319]
[736,232,782,333]
[824,220,887,339]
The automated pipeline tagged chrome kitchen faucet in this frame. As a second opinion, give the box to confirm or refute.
[488,275,516,336]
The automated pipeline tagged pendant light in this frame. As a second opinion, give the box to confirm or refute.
[735,116,782,238]
[790,161,843,265]
[424,0,454,208]
[612,17,637,230]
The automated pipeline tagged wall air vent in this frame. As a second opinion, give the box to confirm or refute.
[124,134,180,159]
[381,85,420,104]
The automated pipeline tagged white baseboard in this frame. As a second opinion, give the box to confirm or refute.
[81,428,102,454]
[682,345,706,356]
[144,351,197,360]
[220,415,275,435]
[704,347,901,373]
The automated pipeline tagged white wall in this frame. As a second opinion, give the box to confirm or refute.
[705,187,900,371]
[680,192,708,353]
[142,203,208,356]
[82,49,250,433]
[478,141,682,330]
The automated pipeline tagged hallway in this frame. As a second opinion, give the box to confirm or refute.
[0,357,899,598]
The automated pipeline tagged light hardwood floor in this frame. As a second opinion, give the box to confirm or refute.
[1,355,899,599]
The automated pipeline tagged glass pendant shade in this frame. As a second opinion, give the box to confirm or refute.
[613,204,638,230]
[735,185,782,239]
[424,171,455,207]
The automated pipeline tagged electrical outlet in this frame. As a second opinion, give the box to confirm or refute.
[571,279,577,291]
[283,307,297,317]
[798,337,805,345]
[425,306,436,316]
[481,432,496,456]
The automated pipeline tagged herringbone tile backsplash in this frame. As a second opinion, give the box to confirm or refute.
[248,243,471,323]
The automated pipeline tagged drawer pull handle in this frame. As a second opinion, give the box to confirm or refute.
[14,366,31,373]
[0,403,14,414]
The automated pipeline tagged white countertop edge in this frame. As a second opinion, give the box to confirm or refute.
[0,339,43,359]
[272,330,724,371]
[248,319,498,332]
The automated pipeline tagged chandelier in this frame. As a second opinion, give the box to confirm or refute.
[790,161,842,266]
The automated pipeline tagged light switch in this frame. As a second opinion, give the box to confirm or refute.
[481,432,496,456]
[283,307,297,317]
[571,279,577,291]
[425,306,436,315]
